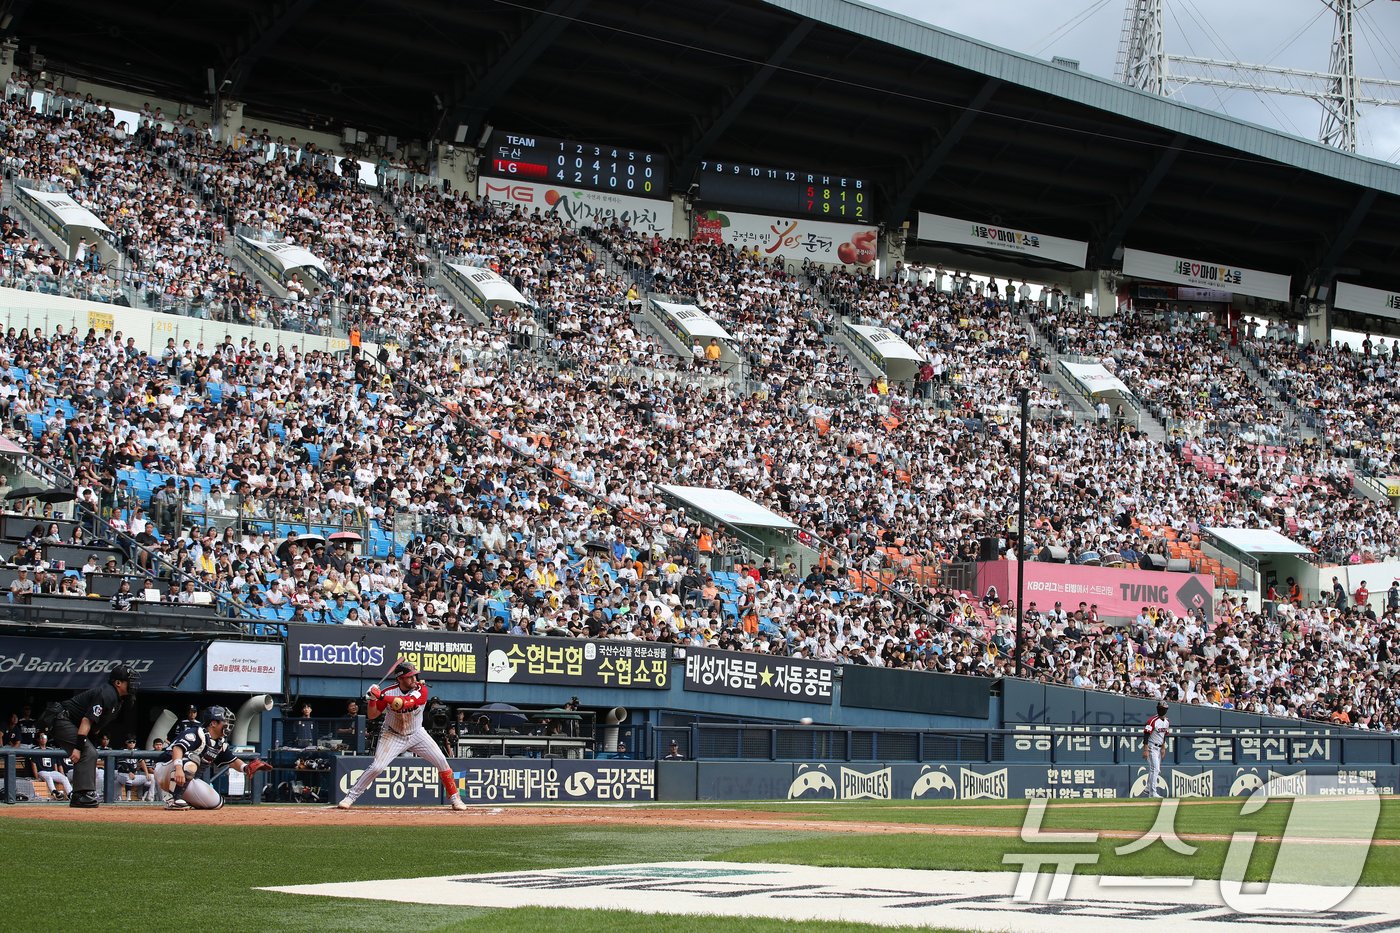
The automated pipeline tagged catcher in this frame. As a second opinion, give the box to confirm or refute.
[154,706,271,810]
[337,661,467,810]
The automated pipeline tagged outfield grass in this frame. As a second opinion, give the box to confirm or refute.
[2,797,1395,932]
[701,796,1400,837]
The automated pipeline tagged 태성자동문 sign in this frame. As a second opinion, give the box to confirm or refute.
[1122,247,1291,303]
[692,209,877,267]
[916,211,1088,268]
[285,624,487,681]
[477,176,672,236]
[682,646,835,704]
[484,635,671,689]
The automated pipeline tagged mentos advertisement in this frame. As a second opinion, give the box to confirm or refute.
[976,562,1214,620]
[692,209,877,267]
[477,177,672,236]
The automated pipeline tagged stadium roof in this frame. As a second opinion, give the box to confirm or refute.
[15,0,1400,298]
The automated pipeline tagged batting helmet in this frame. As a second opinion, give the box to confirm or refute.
[391,660,419,680]
[201,705,236,729]
[1157,702,1169,714]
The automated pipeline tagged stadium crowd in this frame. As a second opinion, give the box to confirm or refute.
[0,75,1397,732]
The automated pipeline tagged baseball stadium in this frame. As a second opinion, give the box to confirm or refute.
[4,0,1400,930]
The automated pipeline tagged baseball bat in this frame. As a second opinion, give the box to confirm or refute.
[364,657,402,698]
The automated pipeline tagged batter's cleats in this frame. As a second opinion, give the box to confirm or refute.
[164,798,191,811]
[336,797,353,810]
[449,795,469,811]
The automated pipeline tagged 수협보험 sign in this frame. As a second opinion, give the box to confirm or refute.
[485,636,670,689]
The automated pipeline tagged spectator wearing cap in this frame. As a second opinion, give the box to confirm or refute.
[109,579,136,611]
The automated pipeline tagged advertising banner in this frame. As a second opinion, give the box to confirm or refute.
[976,561,1214,621]
[692,209,877,267]
[0,634,203,689]
[916,211,1088,268]
[1334,281,1400,322]
[334,756,656,804]
[1061,360,1132,396]
[205,641,283,693]
[17,186,113,232]
[692,761,1399,802]
[478,176,672,237]
[1122,247,1291,302]
[682,646,835,704]
[1004,723,1337,766]
[285,625,486,682]
[442,263,532,316]
[844,322,923,381]
[651,299,733,343]
[485,636,671,689]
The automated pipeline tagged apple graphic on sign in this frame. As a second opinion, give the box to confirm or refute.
[544,189,562,206]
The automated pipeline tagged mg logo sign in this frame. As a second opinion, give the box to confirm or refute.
[483,181,536,203]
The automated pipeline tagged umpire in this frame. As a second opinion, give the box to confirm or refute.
[40,664,137,808]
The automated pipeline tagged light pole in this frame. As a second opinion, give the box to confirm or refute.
[1015,386,1029,678]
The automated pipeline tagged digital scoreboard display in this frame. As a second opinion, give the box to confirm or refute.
[483,130,668,198]
[693,160,874,222]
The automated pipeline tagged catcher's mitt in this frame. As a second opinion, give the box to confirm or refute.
[244,758,272,777]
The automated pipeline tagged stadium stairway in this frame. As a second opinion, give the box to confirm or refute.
[1224,344,1322,444]
[1021,316,1138,430]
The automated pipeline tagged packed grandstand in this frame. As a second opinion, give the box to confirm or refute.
[2,65,1400,736]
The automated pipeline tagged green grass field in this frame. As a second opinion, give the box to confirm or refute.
[2,798,1396,933]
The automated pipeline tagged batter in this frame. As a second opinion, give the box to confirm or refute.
[336,661,467,811]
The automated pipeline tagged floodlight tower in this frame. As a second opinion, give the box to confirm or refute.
[1117,0,1400,153]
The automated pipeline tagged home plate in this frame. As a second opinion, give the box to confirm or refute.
[260,861,1400,932]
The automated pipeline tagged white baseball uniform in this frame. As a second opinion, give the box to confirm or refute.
[341,680,455,805]
[1143,713,1170,797]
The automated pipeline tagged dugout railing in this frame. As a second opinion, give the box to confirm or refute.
[0,748,271,805]
[651,723,1400,768]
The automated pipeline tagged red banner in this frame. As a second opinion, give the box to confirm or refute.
[976,562,1214,620]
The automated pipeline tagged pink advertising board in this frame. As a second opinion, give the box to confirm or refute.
[976,562,1214,620]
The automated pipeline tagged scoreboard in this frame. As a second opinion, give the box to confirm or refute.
[693,160,874,222]
[483,130,668,198]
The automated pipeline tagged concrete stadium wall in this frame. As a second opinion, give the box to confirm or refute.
[0,286,355,355]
